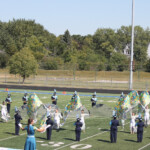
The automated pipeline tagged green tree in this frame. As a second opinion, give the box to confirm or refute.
[54,36,66,56]
[5,19,55,55]
[97,61,105,71]
[0,51,8,68]
[100,41,114,58]
[25,35,48,61]
[72,34,85,50]
[145,59,150,72]
[116,26,150,65]
[62,30,72,47]
[93,28,116,59]
[0,23,17,55]
[134,26,150,65]
[41,56,64,70]
[83,35,94,49]
[110,52,128,71]
[116,26,131,52]
[9,47,38,83]
[62,49,72,63]
[78,48,100,70]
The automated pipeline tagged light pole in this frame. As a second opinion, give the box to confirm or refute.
[129,0,135,90]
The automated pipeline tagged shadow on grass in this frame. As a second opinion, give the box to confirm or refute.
[36,136,46,140]
[119,131,130,134]
[98,139,110,143]
[100,129,110,131]
[54,128,67,131]
[64,138,76,141]
[124,139,137,143]
[5,132,15,135]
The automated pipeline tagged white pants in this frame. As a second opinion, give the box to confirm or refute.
[144,114,149,124]
[130,122,135,132]
[1,109,8,121]
[81,122,85,131]
[54,119,60,129]
[121,120,125,126]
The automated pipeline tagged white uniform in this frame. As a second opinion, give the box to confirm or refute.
[144,108,150,124]
[80,114,89,131]
[54,112,62,129]
[0,104,8,121]
[130,116,136,132]
[121,119,125,129]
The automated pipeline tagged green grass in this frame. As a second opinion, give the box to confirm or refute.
[0,89,150,150]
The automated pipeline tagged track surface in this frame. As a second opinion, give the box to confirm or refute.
[0,84,141,94]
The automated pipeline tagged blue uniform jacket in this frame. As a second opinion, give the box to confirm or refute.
[75,121,83,131]
[51,95,57,100]
[136,122,145,132]
[110,119,119,131]
[91,98,97,103]
[14,114,22,124]
[22,96,28,101]
[5,97,12,103]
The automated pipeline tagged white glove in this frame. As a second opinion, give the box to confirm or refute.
[18,123,22,128]
[41,125,51,133]
[45,124,51,129]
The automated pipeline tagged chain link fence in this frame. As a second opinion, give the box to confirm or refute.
[0,66,150,91]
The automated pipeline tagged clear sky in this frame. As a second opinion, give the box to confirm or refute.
[0,0,150,36]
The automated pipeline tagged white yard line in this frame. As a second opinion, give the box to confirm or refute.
[0,120,74,142]
[54,131,107,150]
[54,122,129,150]
[138,143,150,150]
[0,133,26,142]
[0,120,130,150]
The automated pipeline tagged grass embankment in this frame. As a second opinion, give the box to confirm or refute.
[0,69,150,90]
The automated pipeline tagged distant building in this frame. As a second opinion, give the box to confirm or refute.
[123,44,130,58]
[0,50,5,54]
[123,43,150,59]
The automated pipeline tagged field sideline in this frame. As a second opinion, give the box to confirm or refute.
[0,89,150,150]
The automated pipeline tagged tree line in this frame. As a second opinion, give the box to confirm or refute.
[0,19,150,82]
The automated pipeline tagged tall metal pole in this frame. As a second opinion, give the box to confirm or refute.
[129,0,135,90]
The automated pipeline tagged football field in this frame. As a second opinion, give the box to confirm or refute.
[0,89,150,150]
